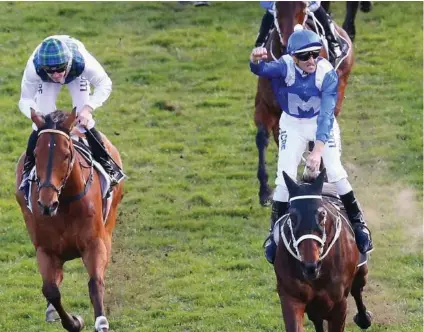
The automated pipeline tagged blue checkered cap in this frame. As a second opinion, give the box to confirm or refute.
[37,38,71,67]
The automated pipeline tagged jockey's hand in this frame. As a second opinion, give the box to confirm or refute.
[77,105,93,128]
[250,47,268,62]
[306,140,325,172]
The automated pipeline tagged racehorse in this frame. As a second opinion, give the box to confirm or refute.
[15,108,124,332]
[274,169,372,332]
[254,1,354,206]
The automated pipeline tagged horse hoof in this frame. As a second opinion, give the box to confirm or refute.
[353,311,372,329]
[45,304,60,322]
[95,315,109,332]
[259,188,273,207]
[72,315,85,331]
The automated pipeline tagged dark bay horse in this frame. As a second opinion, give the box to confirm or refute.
[273,169,371,332]
[254,1,354,206]
[15,109,124,332]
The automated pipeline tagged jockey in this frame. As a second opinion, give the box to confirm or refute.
[18,35,125,191]
[249,26,373,264]
[254,1,341,59]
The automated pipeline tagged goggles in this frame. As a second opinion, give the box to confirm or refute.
[295,50,320,61]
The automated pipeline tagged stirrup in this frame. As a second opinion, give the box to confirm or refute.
[263,232,276,264]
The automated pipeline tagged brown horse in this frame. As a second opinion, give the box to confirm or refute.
[15,108,124,332]
[254,1,354,206]
[273,169,371,332]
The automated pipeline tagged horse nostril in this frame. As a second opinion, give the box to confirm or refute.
[303,262,318,274]
[51,201,59,212]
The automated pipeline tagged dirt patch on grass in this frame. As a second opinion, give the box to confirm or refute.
[343,162,422,325]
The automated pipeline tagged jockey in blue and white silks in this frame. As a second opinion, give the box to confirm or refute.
[250,26,373,264]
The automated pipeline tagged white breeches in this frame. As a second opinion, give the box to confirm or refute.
[273,112,349,202]
[32,77,94,132]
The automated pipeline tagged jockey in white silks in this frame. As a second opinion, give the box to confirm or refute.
[18,35,125,192]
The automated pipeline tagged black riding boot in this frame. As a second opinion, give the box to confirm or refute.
[313,7,341,58]
[340,191,373,254]
[255,10,275,47]
[19,130,38,191]
[85,127,123,186]
[263,201,288,264]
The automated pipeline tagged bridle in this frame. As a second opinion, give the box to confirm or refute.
[279,194,342,262]
[35,129,92,202]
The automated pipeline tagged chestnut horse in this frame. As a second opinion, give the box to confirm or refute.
[254,1,354,206]
[15,109,124,332]
[274,169,371,332]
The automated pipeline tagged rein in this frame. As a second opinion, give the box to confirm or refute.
[36,129,93,203]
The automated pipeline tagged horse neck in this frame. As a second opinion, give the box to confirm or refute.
[275,3,305,46]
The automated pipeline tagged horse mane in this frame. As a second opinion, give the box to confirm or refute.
[42,110,71,132]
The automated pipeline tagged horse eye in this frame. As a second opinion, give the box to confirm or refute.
[317,208,327,223]
[64,154,70,160]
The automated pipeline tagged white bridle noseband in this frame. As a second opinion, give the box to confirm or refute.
[279,195,342,262]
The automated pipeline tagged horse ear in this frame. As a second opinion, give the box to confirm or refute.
[283,171,299,197]
[30,108,45,129]
[311,168,326,193]
[63,107,77,131]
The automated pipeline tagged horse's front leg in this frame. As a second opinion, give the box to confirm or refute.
[37,249,85,332]
[327,298,348,332]
[280,295,306,332]
[82,237,110,332]
[351,264,372,329]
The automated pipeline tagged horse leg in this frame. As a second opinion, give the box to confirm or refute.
[327,298,347,332]
[256,124,273,206]
[280,296,306,332]
[310,318,324,332]
[351,264,372,329]
[343,1,359,42]
[45,264,63,322]
[82,238,110,332]
[37,249,84,332]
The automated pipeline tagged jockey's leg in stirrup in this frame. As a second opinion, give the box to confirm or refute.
[309,3,342,58]
[85,128,125,186]
[19,130,39,192]
[255,10,274,47]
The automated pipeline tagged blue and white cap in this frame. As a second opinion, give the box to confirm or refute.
[287,24,322,55]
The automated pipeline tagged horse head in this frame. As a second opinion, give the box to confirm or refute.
[274,1,307,51]
[31,107,77,216]
[282,169,334,280]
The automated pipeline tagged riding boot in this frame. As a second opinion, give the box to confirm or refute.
[85,127,124,186]
[340,191,373,254]
[263,201,288,264]
[313,7,341,58]
[19,130,38,192]
[255,10,275,47]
